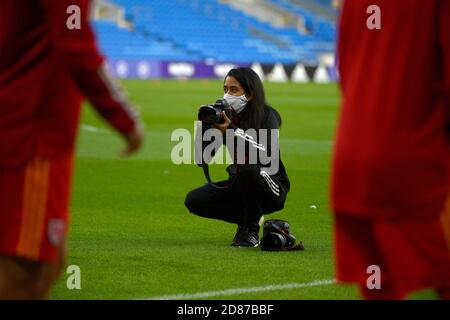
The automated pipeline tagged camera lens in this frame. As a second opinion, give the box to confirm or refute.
[260,232,286,251]
[198,105,219,126]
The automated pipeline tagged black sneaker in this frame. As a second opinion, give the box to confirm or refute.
[232,225,260,247]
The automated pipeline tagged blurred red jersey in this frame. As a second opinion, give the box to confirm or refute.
[332,0,450,221]
[0,0,136,169]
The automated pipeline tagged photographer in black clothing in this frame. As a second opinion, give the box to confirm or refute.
[184,67,290,247]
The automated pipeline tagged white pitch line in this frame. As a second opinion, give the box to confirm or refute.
[143,279,336,300]
[81,124,102,133]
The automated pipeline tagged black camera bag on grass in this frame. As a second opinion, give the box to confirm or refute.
[260,219,305,251]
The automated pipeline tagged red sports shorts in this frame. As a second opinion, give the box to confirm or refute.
[0,154,73,262]
[334,199,450,299]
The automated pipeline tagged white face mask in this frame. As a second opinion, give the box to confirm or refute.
[223,93,248,114]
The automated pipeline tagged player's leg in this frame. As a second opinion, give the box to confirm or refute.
[40,242,66,299]
[333,214,403,300]
[0,255,46,299]
[438,288,450,300]
[358,282,402,300]
[371,207,450,300]
[437,199,450,300]
[0,154,72,299]
[0,244,65,299]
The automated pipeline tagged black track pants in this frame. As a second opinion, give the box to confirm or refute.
[184,165,287,226]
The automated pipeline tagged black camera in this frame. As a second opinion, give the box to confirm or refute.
[198,98,232,126]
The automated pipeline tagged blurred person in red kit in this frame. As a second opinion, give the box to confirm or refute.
[332,0,450,299]
[0,0,144,299]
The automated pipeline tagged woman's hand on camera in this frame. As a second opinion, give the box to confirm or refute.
[214,111,232,134]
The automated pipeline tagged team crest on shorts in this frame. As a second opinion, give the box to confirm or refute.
[48,219,65,247]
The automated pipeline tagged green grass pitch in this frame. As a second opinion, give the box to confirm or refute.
[49,80,436,300]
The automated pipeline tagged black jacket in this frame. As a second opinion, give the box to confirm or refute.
[199,105,290,193]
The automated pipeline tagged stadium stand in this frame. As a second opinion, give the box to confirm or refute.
[93,0,337,65]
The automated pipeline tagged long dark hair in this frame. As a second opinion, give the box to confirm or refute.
[225,67,281,130]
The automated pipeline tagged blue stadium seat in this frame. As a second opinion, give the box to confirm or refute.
[93,0,336,64]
